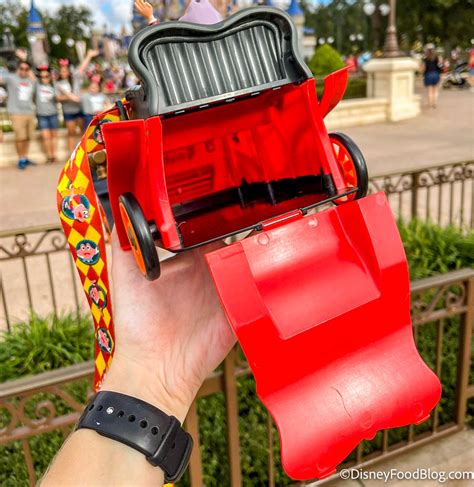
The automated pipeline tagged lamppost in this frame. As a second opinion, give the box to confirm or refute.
[349,33,364,44]
[335,2,344,53]
[363,1,391,52]
[362,0,420,122]
[382,0,401,57]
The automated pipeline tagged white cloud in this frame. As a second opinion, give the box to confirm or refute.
[21,0,132,32]
[110,0,133,22]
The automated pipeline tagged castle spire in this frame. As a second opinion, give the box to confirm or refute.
[287,0,303,17]
[27,0,48,66]
[27,0,45,33]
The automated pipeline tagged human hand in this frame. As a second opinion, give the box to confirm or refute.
[134,0,156,22]
[15,48,28,62]
[101,231,236,422]
[87,49,100,59]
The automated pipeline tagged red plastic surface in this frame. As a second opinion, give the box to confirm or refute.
[206,193,441,480]
[318,67,349,118]
[104,79,349,250]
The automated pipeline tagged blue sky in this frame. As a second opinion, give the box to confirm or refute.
[22,0,133,32]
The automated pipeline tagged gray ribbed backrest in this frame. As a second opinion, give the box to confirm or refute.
[146,24,282,108]
[129,8,312,116]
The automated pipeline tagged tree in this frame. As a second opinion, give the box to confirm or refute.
[0,1,29,49]
[397,0,474,52]
[43,6,94,63]
[302,0,381,55]
[302,0,474,57]
[0,2,94,64]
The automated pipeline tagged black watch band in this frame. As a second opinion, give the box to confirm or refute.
[76,391,193,483]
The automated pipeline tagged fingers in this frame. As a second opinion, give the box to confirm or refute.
[135,0,147,11]
[110,227,141,283]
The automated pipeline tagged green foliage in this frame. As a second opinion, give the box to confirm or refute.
[399,219,474,280]
[308,44,346,77]
[43,6,95,63]
[303,0,474,55]
[343,77,367,99]
[316,77,367,100]
[397,0,474,52]
[0,313,93,485]
[0,313,94,382]
[1,221,473,484]
[302,0,375,54]
[0,1,29,49]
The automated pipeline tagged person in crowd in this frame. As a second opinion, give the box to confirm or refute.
[346,53,358,73]
[35,65,59,163]
[103,75,116,94]
[56,49,99,152]
[0,52,37,170]
[81,76,110,127]
[423,44,442,108]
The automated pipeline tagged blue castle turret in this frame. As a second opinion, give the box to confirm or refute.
[27,0,45,34]
[287,0,303,17]
[27,0,48,66]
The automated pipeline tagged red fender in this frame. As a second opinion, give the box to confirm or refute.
[206,193,441,480]
[318,66,349,118]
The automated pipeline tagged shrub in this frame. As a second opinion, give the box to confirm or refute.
[316,77,367,101]
[399,219,474,280]
[343,77,367,99]
[307,44,345,77]
[0,313,94,382]
[0,313,94,485]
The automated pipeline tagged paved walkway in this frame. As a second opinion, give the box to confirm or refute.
[313,428,474,487]
[0,90,473,231]
[343,90,474,177]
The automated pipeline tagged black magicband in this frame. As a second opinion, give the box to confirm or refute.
[76,391,193,482]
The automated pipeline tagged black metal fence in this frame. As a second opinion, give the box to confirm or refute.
[369,161,473,228]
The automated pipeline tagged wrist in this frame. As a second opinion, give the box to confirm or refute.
[101,354,193,423]
[148,15,157,24]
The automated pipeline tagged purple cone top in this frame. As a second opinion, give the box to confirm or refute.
[179,0,223,24]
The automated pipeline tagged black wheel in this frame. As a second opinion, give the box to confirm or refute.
[119,193,160,281]
[329,132,368,204]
